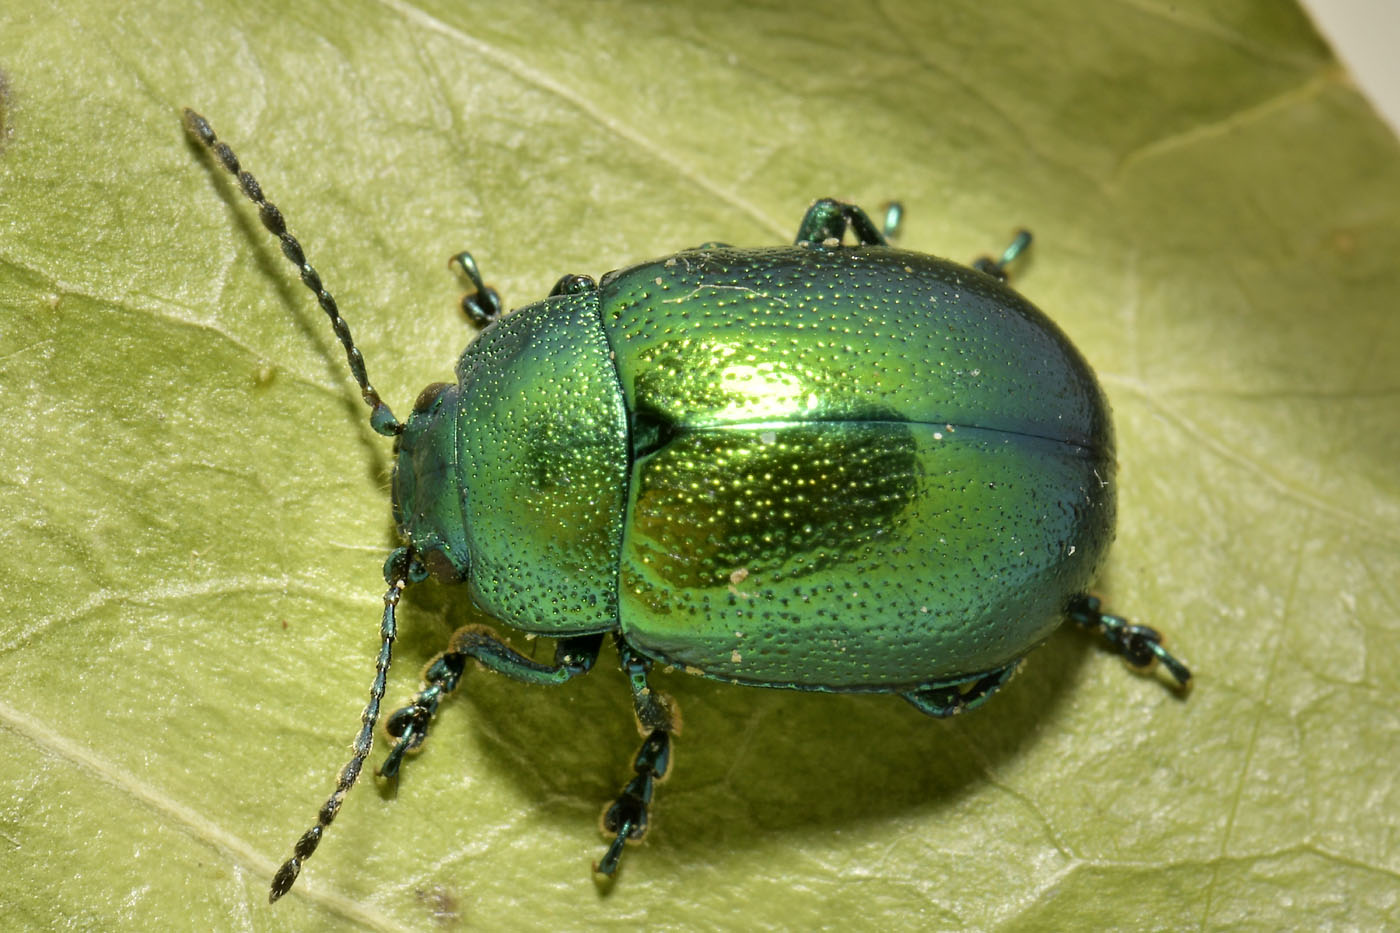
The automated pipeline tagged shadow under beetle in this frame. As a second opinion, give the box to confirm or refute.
[183,109,1191,903]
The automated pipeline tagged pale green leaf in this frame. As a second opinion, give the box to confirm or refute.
[2,1,1397,930]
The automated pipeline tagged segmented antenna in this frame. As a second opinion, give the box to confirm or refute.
[183,108,402,437]
[266,548,422,902]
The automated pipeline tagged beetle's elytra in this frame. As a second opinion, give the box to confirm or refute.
[183,109,1190,903]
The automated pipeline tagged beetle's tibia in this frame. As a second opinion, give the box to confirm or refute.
[616,632,679,734]
[183,108,403,438]
[448,250,504,326]
[902,661,1021,717]
[380,628,605,780]
[1067,594,1193,689]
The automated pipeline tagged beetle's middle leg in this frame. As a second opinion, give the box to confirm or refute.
[379,627,605,778]
[901,661,1022,717]
[594,632,679,877]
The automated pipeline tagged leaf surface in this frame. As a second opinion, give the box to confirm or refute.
[1,2,1397,930]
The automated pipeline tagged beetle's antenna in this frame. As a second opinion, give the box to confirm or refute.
[269,547,423,902]
[183,109,402,437]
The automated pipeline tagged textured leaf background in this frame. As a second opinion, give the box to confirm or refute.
[2,1,1397,930]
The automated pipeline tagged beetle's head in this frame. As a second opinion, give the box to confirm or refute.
[391,380,470,584]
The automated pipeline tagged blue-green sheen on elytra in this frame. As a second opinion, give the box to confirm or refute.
[395,242,1115,691]
[182,106,1197,899]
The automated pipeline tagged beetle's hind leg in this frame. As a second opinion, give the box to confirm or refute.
[902,662,1021,717]
[379,627,605,778]
[972,230,1033,282]
[1067,594,1192,689]
[594,633,679,877]
[795,198,890,247]
[878,201,904,241]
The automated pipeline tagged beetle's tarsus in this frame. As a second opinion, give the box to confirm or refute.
[1068,594,1193,689]
[594,638,678,876]
[879,201,904,241]
[595,825,630,878]
[381,629,674,878]
[596,729,671,876]
[973,229,1033,283]
[380,652,465,779]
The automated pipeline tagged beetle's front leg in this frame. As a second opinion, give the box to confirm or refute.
[594,633,679,877]
[448,249,503,326]
[379,627,605,778]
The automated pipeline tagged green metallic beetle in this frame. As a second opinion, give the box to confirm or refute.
[184,110,1191,903]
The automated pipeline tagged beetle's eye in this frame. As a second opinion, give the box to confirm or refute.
[413,382,452,414]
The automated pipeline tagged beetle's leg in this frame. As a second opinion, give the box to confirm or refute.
[901,662,1021,718]
[595,633,679,877]
[879,201,904,241]
[1067,594,1193,689]
[377,652,464,781]
[795,198,889,247]
[972,230,1033,282]
[548,273,598,297]
[449,250,503,327]
[379,628,606,778]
